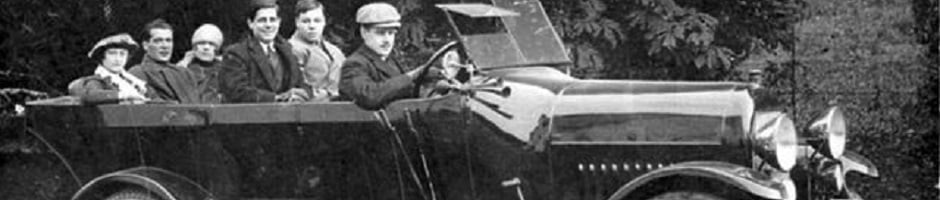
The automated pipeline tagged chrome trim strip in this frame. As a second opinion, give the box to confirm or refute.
[551,141,722,146]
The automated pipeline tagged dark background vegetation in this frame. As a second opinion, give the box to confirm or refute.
[1,0,936,199]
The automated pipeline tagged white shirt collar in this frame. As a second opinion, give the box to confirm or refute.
[260,42,275,54]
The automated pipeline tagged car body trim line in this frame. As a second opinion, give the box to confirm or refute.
[550,141,722,146]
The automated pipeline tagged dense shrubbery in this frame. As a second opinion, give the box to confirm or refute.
[0,0,935,199]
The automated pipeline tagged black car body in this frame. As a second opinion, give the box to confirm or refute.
[25,0,878,199]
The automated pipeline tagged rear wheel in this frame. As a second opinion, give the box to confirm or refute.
[103,188,161,200]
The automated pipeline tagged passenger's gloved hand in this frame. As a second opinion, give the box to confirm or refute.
[275,88,310,102]
[118,90,148,101]
[308,89,333,102]
[175,50,196,68]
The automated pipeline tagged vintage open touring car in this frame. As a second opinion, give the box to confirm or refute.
[26,0,878,200]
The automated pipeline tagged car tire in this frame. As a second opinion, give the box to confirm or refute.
[646,190,747,200]
[103,188,161,200]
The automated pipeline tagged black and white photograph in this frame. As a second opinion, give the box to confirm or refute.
[0,0,937,199]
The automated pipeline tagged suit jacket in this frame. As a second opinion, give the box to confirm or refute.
[129,56,201,104]
[339,47,415,110]
[220,36,304,103]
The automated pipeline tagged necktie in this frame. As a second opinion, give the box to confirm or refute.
[266,44,284,89]
[266,44,275,58]
[267,45,280,67]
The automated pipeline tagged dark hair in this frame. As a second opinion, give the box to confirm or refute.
[244,5,279,22]
[295,0,323,16]
[140,18,173,41]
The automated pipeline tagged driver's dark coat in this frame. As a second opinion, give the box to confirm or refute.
[339,47,415,110]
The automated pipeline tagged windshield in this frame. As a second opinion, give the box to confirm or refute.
[438,0,571,69]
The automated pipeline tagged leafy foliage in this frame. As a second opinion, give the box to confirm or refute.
[544,0,804,80]
[628,0,730,69]
[546,0,624,78]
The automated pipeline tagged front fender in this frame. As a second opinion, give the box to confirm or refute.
[606,161,795,200]
[839,150,878,178]
[72,166,213,200]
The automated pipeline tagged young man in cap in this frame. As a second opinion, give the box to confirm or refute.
[339,2,434,110]
[128,19,202,104]
[290,0,346,102]
[220,0,309,103]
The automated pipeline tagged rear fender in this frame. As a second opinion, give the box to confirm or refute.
[606,161,795,200]
[71,166,213,200]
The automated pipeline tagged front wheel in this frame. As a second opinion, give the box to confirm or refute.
[647,191,730,200]
[103,188,161,200]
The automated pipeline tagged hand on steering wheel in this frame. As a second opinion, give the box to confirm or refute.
[413,41,467,97]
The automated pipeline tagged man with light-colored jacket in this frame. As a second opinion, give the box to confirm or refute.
[289,0,346,102]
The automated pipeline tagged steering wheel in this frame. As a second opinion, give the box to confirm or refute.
[415,41,466,97]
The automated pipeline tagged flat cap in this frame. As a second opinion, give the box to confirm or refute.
[356,2,401,27]
[250,0,278,9]
[296,0,322,12]
[88,33,139,59]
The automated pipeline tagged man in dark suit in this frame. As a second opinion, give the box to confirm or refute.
[129,19,202,104]
[221,0,309,103]
[339,2,431,110]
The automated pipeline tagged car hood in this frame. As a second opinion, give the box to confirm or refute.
[469,67,755,147]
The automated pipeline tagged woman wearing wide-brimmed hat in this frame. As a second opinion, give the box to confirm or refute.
[68,33,151,104]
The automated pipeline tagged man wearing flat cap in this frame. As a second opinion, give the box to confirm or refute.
[339,2,432,110]
[220,0,309,103]
[290,0,345,102]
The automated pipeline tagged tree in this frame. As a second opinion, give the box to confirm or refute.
[545,0,804,80]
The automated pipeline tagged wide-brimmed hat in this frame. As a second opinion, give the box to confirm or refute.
[356,2,401,28]
[191,24,224,47]
[88,33,139,59]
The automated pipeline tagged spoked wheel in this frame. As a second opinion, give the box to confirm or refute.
[647,191,729,200]
[631,178,755,200]
[103,187,161,200]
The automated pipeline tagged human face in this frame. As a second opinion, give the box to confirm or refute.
[101,48,129,72]
[295,8,326,43]
[193,41,218,62]
[144,28,174,62]
[361,26,398,57]
[248,7,281,43]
